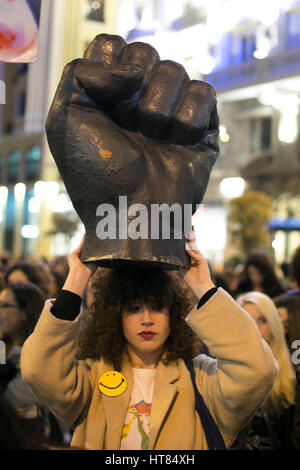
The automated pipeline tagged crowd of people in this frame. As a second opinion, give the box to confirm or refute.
[0,254,70,448]
[0,243,300,450]
[211,246,300,449]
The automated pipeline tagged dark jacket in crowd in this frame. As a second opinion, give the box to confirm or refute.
[231,402,296,450]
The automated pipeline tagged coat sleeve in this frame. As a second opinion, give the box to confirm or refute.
[186,288,278,447]
[20,301,94,428]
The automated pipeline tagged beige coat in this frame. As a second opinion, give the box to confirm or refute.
[20,288,278,450]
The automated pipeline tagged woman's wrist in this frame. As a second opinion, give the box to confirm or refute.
[62,267,92,298]
[188,281,216,301]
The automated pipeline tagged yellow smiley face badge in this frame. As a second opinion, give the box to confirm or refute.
[98,371,127,397]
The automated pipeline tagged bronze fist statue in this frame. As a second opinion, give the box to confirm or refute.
[46,34,219,269]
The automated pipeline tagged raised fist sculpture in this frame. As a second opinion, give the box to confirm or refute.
[46,34,219,269]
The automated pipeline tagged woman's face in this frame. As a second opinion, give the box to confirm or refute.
[7,269,29,284]
[122,302,170,366]
[247,265,264,288]
[0,288,26,342]
[243,302,272,344]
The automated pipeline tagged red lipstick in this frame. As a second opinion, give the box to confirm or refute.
[139,331,156,340]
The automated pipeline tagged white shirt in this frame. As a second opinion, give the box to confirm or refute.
[120,368,156,450]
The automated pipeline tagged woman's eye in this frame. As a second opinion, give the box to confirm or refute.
[128,305,141,314]
[150,305,161,312]
[258,317,267,324]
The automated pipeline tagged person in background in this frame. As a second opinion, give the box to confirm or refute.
[280,261,291,291]
[4,261,51,297]
[207,262,232,296]
[0,282,68,446]
[49,256,69,281]
[274,292,300,346]
[0,283,47,435]
[0,252,10,269]
[288,247,300,292]
[0,385,44,450]
[47,268,67,299]
[0,268,5,293]
[0,253,10,293]
[231,291,296,450]
[274,291,300,450]
[219,267,242,298]
[236,252,284,299]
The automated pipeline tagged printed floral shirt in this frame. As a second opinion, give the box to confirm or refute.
[120,368,156,450]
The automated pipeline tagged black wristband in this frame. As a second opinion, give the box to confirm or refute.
[197,287,218,310]
[51,288,218,320]
[51,290,82,321]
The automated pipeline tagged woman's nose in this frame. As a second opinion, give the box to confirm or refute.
[141,308,154,324]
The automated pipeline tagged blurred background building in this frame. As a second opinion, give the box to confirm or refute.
[1,0,300,268]
[0,0,120,259]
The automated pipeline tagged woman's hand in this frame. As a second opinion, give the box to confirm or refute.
[67,234,95,274]
[62,234,97,298]
[179,229,215,300]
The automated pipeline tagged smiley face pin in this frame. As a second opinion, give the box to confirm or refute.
[98,371,127,397]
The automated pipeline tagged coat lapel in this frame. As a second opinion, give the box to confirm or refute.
[100,357,180,450]
[148,360,180,450]
[101,356,133,450]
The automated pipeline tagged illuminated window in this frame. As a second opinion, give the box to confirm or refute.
[7,150,21,183]
[249,117,272,153]
[85,0,105,22]
[261,117,272,150]
[25,146,41,181]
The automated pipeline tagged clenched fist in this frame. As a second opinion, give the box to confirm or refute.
[46,34,219,269]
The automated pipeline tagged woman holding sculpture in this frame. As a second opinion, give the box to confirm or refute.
[21,34,277,450]
[20,231,277,450]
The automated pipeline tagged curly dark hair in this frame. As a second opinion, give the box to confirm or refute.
[237,252,284,298]
[290,247,300,288]
[78,266,203,370]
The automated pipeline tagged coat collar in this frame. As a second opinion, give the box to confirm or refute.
[101,355,133,450]
[148,359,180,449]
[100,356,180,450]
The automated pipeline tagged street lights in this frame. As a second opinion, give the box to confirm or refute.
[220,177,245,200]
